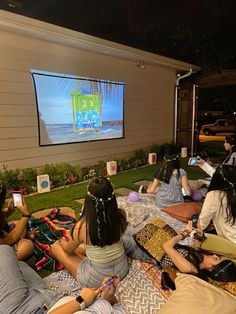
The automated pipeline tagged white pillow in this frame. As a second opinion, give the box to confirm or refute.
[159,273,236,314]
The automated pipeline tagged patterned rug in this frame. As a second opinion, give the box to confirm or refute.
[117,259,171,314]
[44,259,171,314]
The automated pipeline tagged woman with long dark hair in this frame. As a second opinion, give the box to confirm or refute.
[223,134,236,166]
[198,164,236,244]
[162,220,236,282]
[140,154,191,208]
[50,177,128,287]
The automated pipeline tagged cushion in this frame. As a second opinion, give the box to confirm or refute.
[208,278,236,297]
[162,202,202,223]
[159,273,236,314]
[133,217,177,261]
[201,233,236,258]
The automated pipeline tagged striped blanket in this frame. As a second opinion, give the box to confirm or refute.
[28,208,76,271]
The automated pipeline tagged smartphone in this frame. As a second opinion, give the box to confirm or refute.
[191,214,198,228]
[12,191,23,207]
[188,156,200,166]
[101,276,116,291]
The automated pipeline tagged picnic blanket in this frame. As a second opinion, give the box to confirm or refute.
[28,208,76,271]
[44,259,170,314]
[43,196,236,313]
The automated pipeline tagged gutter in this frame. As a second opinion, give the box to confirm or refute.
[174,68,193,143]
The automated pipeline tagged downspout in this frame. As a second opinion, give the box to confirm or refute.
[174,68,193,143]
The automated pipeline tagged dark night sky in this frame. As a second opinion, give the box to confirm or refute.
[0,0,236,69]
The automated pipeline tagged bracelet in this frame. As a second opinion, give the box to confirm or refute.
[23,214,31,218]
[76,295,86,310]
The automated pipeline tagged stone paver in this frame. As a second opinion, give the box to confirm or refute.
[32,207,76,218]
[134,180,151,186]
[75,198,85,205]
[114,188,132,196]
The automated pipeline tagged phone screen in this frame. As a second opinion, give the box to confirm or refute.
[12,191,23,207]
[188,157,199,166]
[191,214,198,228]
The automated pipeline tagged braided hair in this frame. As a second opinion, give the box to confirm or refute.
[82,177,127,247]
[154,154,180,184]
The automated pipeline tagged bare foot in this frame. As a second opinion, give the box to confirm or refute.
[50,240,63,259]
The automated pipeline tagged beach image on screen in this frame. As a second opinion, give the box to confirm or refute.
[31,70,125,146]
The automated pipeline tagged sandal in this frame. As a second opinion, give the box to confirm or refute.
[26,228,41,241]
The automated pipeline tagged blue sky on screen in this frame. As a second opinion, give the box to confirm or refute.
[31,70,124,124]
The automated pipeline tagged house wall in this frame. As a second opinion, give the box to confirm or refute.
[0,10,194,170]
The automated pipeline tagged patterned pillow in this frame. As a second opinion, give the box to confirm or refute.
[133,217,177,261]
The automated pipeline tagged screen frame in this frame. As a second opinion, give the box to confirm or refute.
[31,70,125,147]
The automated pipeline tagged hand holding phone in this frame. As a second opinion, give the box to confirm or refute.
[12,191,23,207]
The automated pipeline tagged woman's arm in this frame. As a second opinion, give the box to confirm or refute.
[0,217,28,245]
[49,287,102,314]
[198,191,218,231]
[147,178,160,193]
[0,203,31,246]
[162,222,197,274]
[181,175,191,196]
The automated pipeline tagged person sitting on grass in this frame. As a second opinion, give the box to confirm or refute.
[139,154,191,208]
[161,220,236,283]
[0,184,39,261]
[198,164,236,244]
[0,245,124,314]
[50,176,129,287]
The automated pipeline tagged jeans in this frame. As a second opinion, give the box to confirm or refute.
[0,245,61,314]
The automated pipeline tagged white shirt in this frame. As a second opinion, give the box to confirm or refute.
[48,296,126,313]
[224,152,236,167]
[199,190,236,244]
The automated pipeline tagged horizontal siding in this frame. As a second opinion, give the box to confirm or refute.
[0,19,178,170]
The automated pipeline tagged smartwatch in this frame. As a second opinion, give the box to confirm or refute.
[76,295,86,310]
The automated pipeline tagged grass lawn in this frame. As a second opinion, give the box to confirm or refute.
[9,157,207,221]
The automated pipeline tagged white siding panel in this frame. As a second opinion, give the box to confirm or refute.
[0,12,192,170]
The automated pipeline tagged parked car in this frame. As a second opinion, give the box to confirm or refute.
[200,119,236,136]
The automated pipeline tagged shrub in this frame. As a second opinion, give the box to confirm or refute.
[55,163,78,185]
[20,168,38,193]
[40,163,63,187]
[133,147,150,165]
[0,166,21,191]
[97,160,107,176]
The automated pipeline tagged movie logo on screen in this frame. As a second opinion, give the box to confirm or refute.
[70,92,102,133]
[31,70,125,146]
